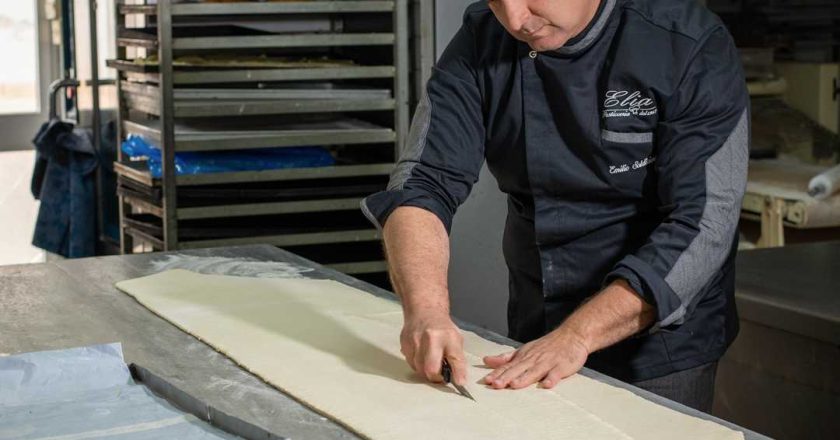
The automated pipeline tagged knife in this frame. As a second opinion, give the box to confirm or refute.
[441,359,476,401]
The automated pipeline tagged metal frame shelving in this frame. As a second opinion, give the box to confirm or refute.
[117,32,398,50]
[113,161,394,186]
[180,229,382,250]
[119,1,396,16]
[122,96,397,117]
[121,119,397,152]
[112,0,410,276]
[107,64,398,83]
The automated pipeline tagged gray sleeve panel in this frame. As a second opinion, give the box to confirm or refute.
[603,25,749,328]
[660,109,749,327]
[388,91,432,191]
[359,14,485,233]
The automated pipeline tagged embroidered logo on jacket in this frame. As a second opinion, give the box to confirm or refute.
[603,90,657,118]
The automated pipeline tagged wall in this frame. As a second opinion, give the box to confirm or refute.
[778,62,840,134]
[0,150,46,265]
[435,0,510,335]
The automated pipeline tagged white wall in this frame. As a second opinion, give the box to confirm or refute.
[0,150,46,265]
[435,0,510,334]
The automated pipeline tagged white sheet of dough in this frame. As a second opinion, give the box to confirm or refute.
[116,269,743,440]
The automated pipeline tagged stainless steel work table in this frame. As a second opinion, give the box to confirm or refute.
[0,245,767,439]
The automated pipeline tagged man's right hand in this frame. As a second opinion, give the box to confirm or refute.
[400,310,468,386]
[382,207,465,386]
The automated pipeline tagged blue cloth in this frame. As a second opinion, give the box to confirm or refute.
[31,119,98,258]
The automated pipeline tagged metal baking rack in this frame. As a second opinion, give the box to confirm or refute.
[110,0,410,278]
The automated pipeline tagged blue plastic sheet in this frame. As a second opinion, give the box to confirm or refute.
[0,344,238,440]
[121,134,335,178]
[0,344,130,407]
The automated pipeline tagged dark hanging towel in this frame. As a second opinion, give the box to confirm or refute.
[31,119,98,258]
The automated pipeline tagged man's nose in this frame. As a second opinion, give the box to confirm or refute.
[499,0,536,34]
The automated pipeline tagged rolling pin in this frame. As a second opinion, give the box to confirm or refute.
[808,164,840,200]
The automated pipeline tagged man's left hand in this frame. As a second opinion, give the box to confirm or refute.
[482,328,590,390]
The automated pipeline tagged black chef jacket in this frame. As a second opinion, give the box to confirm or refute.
[361,0,749,382]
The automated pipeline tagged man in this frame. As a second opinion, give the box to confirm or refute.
[361,0,748,413]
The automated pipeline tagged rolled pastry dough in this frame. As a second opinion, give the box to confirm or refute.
[116,270,743,440]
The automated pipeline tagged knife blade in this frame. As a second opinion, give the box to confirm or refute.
[441,359,476,401]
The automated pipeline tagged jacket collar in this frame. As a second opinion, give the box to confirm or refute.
[553,0,617,56]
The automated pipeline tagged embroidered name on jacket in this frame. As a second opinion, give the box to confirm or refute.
[603,90,658,118]
[609,155,657,175]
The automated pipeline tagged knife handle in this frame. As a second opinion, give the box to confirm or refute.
[441,359,452,384]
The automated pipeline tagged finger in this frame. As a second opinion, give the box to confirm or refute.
[509,362,552,390]
[540,366,573,389]
[445,345,468,386]
[482,354,517,384]
[400,339,417,372]
[420,338,445,383]
[411,332,429,376]
[483,350,516,368]
[412,341,428,379]
[491,358,534,389]
[404,333,423,372]
[482,364,507,385]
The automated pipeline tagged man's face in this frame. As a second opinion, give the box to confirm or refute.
[486,0,601,51]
